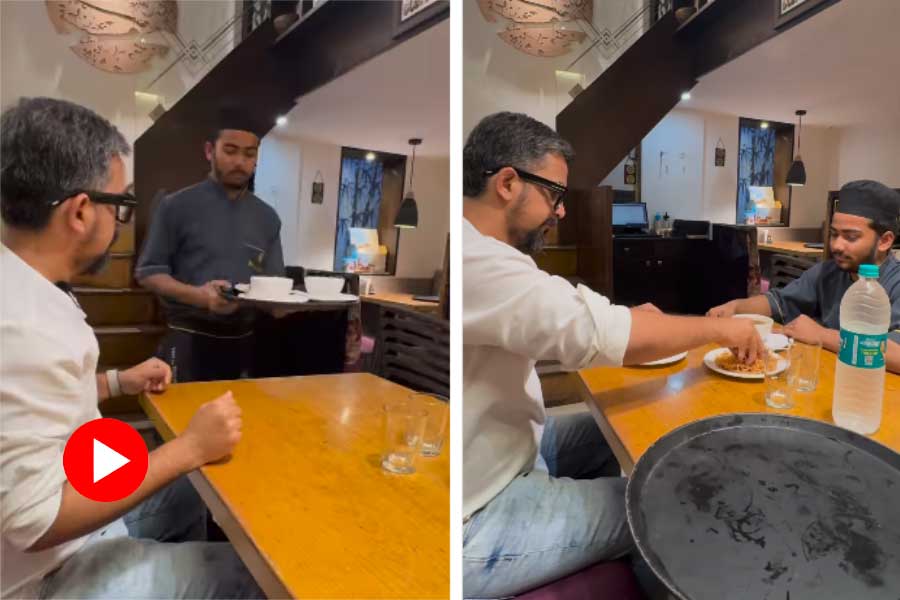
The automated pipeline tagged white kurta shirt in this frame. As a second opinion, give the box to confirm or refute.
[1,244,125,598]
[463,218,633,518]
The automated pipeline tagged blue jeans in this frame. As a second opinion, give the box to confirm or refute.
[39,477,264,599]
[463,412,633,598]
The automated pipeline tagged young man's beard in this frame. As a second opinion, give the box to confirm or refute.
[833,239,880,272]
[213,157,251,191]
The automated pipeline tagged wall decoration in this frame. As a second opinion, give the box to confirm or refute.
[394,0,449,39]
[311,171,324,204]
[477,0,593,58]
[737,122,775,223]
[774,0,831,29]
[715,138,726,167]
[45,0,177,74]
[334,158,384,271]
[624,161,636,185]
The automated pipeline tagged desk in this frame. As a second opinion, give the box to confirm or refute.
[577,346,899,474]
[362,293,440,314]
[758,241,823,259]
[140,374,449,599]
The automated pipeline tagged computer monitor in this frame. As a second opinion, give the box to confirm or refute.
[612,202,649,229]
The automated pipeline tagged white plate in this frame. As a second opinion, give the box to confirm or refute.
[306,292,358,303]
[703,348,787,380]
[765,333,790,351]
[641,352,688,366]
[238,290,309,305]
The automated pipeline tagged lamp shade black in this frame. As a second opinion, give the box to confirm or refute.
[394,191,418,228]
[786,157,806,186]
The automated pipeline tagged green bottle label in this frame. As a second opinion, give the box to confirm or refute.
[838,329,887,369]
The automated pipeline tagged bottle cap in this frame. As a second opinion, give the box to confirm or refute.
[859,264,880,278]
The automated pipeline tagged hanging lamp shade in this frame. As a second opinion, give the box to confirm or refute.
[787,109,807,187]
[395,138,422,229]
[395,191,418,228]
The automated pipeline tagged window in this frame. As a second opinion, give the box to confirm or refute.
[736,117,795,226]
[333,147,406,274]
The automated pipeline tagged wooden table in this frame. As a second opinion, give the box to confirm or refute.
[140,373,448,599]
[758,240,824,259]
[362,293,440,314]
[577,345,900,475]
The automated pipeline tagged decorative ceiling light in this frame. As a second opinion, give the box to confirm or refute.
[395,138,421,229]
[787,110,807,187]
[760,121,770,129]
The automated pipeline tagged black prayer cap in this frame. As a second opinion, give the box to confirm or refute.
[835,180,900,228]
[212,105,266,139]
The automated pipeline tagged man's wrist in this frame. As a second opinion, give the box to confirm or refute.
[106,369,122,397]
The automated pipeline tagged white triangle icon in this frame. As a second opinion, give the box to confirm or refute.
[93,439,130,483]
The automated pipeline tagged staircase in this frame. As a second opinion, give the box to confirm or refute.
[554,0,842,295]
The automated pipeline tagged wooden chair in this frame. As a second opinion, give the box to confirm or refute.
[375,306,449,397]
[770,253,816,289]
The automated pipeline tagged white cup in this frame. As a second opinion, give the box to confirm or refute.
[249,276,293,299]
[734,313,773,338]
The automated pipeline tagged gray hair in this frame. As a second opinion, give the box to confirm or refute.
[463,112,574,198]
[1,97,130,230]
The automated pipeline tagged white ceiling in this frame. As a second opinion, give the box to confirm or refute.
[276,19,449,157]
[685,0,900,127]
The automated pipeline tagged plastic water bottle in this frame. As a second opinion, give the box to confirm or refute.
[653,212,662,234]
[832,263,891,434]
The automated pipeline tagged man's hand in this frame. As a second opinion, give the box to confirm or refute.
[120,358,172,395]
[713,317,765,364]
[178,392,242,470]
[707,300,739,318]
[633,303,663,314]
[199,280,239,315]
[783,314,825,345]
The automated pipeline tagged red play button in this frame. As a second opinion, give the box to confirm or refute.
[63,418,149,502]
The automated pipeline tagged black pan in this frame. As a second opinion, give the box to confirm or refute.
[626,413,900,600]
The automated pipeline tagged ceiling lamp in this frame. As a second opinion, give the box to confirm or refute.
[787,110,807,187]
[395,138,421,229]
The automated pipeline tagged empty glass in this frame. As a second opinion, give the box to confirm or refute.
[382,400,427,474]
[764,346,794,410]
[790,340,821,392]
[413,393,449,457]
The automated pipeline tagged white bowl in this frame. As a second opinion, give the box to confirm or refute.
[249,276,293,299]
[305,276,345,296]
[734,313,774,338]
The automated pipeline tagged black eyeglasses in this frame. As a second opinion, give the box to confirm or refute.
[484,167,567,210]
[49,190,137,224]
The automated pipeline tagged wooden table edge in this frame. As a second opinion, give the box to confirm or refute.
[574,374,636,475]
[139,393,293,599]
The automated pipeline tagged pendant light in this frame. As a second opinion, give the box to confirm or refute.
[395,138,421,229]
[786,109,807,187]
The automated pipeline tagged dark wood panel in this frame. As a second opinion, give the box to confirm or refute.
[575,186,615,298]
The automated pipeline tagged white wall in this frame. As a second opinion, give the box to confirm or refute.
[639,108,838,228]
[0,0,237,175]
[640,110,705,221]
[836,122,900,187]
[255,135,301,261]
[257,137,449,279]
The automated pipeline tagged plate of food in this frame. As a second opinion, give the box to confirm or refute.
[640,352,688,367]
[703,348,786,380]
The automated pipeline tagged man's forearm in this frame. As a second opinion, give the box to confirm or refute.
[734,295,773,317]
[624,312,725,365]
[28,437,200,552]
[138,274,202,308]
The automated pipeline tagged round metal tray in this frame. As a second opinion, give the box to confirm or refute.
[626,413,900,600]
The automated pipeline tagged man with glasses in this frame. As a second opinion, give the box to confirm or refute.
[135,107,285,383]
[462,112,764,598]
[1,97,262,598]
